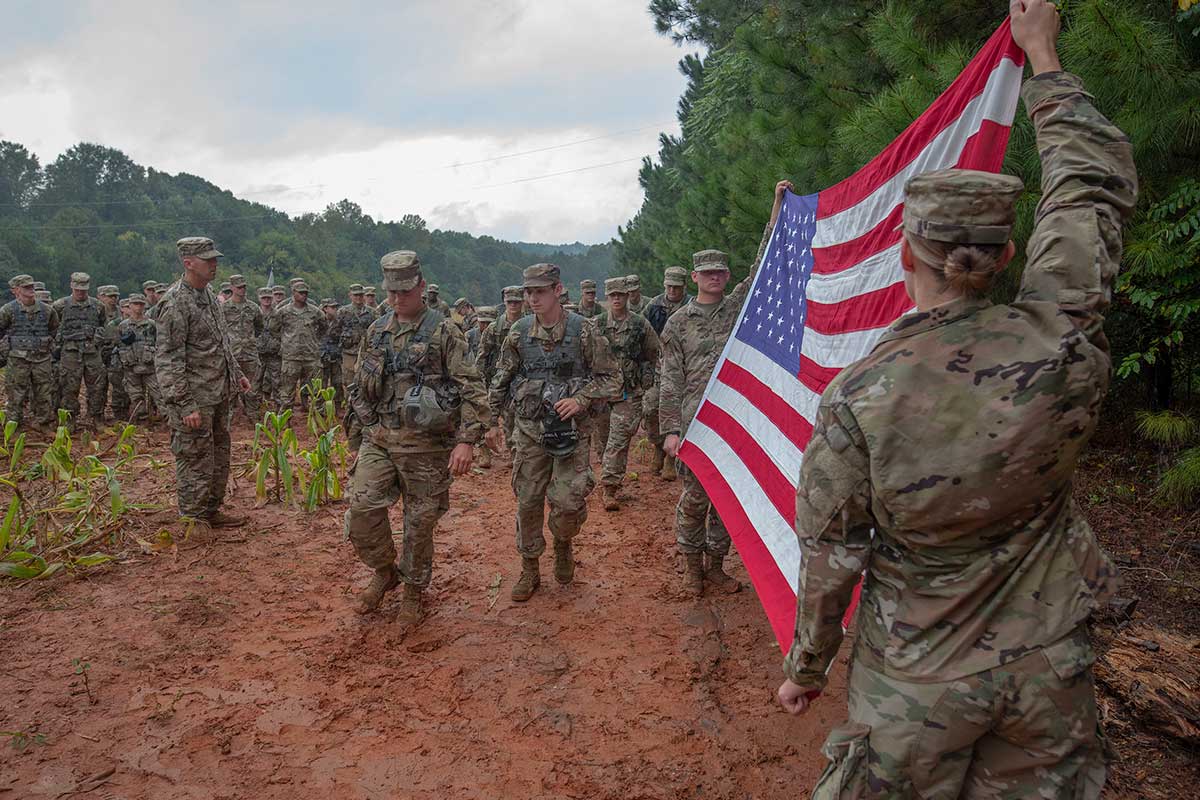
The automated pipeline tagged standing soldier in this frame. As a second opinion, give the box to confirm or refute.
[595,276,660,512]
[271,285,287,310]
[333,284,375,398]
[625,275,646,315]
[424,283,451,315]
[477,286,524,462]
[217,281,232,303]
[345,250,489,624]
[777,6,1136,798]
[53,272,109,430]
[643,266,692,480]
[577,280,600,318]
[142,280,159,314]
[485,264,619,602]
[257,288,282,406]
[363,286,380,315]
[219,274,265,421]
[274,280,326,411]
[466,305,491,360]
[155,237,252,528]
[97,285,130,422]
[319,298,342,399]
[0,274,59,431]
[118,294,163,422]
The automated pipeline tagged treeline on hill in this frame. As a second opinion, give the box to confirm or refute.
[0,142,614,305]
[617,0,1200,416]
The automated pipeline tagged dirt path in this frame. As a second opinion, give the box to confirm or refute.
[1,429,844,799]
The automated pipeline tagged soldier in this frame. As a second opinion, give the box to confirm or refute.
[219,274,265,421]
[643,265,692,480]
[345,250,489,624]
[118,294,163,422]
[154,237,252,528]
[577,279,600,318]
[257,288,282,405]
[453,297,475,333]
[96,285,130,422]
[485,263,619,602]
[775,6,1137,799]
[477,286,524,462]
[466,305,492,360]
[147,282,171,321]
[0,274,59,430]
[274,280,326,411]
[558,288,569,307]
[319,298,342,399]
[271,285,287,310]
[332,284,375,399]
[53,272,109,430]
[424,283,451,315]
[595,276,660,512]
[142,280,159,312]
[218,281,232,304]
[363,286,379,314]
[625,275,646,315]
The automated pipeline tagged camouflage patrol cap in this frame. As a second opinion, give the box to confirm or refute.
[321,297,338,308]
[142,280,158,291]
[288,277,304,288]
[558,289,569,302]
[219,281,232,293]
[35,290,51,302]
[427,283,440,294]
[564,303,579,312]
[292,280,309,294]
[477,305,498,322]
[580,279,597,292]
[454,297,470,309]
[625,274,641,290]
[70,272,91,290]
[692,250,729,272]
[119,298,129,308]
[502,285,523,303]
[272,285,286,296]
[128,293,147,305]
[32,281,45,291]
[155,282,168,293]
[663,266,687,287]
[604,276,628,295]
[902,168,1025,245]
[228,274,247,288]
[8,274,34,289]
[364,286,377,296]
[257,287,272,298]
[380,250,422,292]
[522,263,560,289]
[176,236,222,260]
[349,283,365,294]
[97,284,119,297]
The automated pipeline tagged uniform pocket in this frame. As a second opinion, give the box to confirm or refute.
[513,379,546,419]
[1042,626,1096,684]
[812,723,871,800]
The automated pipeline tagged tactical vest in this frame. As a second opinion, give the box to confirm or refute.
[597,311,651,396]
[339,306,374,352]
[511,312,589,420]
[479,316,514,379]
[119,320,157,373]
[361,310,458,432]
[4,300,52,358]
[258,314,281,357]
[58,297,104,351]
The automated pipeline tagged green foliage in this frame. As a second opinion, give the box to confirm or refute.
[252,410,298,507]
[1135,410,1198,446]
[297,427,347,511]
[1157,446,1200,506]
[249,409,349,512]
[302,378,338,436]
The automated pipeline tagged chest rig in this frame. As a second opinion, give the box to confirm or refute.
[511,312,589,456]
[360,310,459,433]
[5,300,52,357]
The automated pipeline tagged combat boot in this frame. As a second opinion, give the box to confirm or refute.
[553,540,575,584]
[207,510,246,529]
[683,552,704,597]
[396,583,422,625]
[602,485,620,512]
[705,555,742,594]
[661,455,678,481]
[651,447,665,476]
[511,557,541,602]
[357,564,400,614]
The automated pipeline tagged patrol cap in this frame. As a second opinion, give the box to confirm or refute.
[142,280,158,291]
[70,272,91,290]
[902,168,1024,245]
[219,281,232,292]
[228,274,247,288]
[32,280,45,291]
[604,276,628,295]
[558,289,569,301]
[380,250,422,292]
[257,287,272,298]
[35,290,51,301]
[454,297,470,309]
[663,266,687,287]
[349,283,365,294]
[118,298,129,308]
[564,302,580,312]
[176,236,222,260]
[288,277,304,287]
[522,263,560,289]
[364,285,377,296]
[625,274,641,290]
[97,284,119,297]
[321,297,338,308]
[292,280,310,293]
[502,285,523,303]
[692,250,729,272]
[580,279,597,292]
[272,285,286,296]
[427,283,441,294]
[155,282,168,293]
[128,293,147,305]
[8,274,34,289]
[476,305,497,322]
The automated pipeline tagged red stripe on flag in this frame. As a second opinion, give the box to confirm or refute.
[798,356,842,400]
[804,280,913,335]
[678,439,798,650]
[695,402,794,524]
[717,360,814,445]
[954,119,1012,172]
[812,205,903,275]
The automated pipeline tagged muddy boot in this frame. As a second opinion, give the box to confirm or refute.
[705,555,742,594]
[511,557,541,602]
[207,510,246,529]
[357,564,400,614]
[683,552,704,597]
[651,447,665,476]
[396,583,422,625]
[602,485,620,512]
[661,455,678,481]
[553,540,575,585]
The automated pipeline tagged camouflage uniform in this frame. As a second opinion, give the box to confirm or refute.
[155,238,246,521]
[425,283,451,315]
[642,266,692,476]
[346,251,489,620]
[490,264,620,597]
[97,286,130,421]
[625,275,647,316]
[0,275,60,429]
[219,275,264,420]
[478,287,524,450]
[257,288,282,405]
[274,282,327,410]
[117,297,163,420]
[53,273,109,428]
[785,72,1137,799]
[331,285,375,396]
[576,279,600,319]
[318,298,343,399]
[596,277,661,498]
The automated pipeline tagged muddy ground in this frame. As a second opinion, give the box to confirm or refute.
[1,423,1196,799]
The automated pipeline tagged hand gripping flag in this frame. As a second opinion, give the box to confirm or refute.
[677,21,1026,650]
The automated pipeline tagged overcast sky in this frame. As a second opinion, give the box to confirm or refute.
[0,0,688,243]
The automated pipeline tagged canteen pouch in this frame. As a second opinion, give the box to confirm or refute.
[402,381,454,434]
[540,380,578,457]
[811,724,870,800]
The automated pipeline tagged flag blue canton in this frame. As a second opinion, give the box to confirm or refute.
[733,191,818,376]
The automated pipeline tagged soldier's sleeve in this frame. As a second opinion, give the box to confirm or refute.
[1017,72,1138,350]
[153,302,198,419]
[441,323,490,443]
[575,323,620,410]
[475,325,495,374]
[48,305,60,333]
[782,398,874,693]
[488,328,521,421]
[0,305,11,337]
[253,305,264,337]
[658,316,685,436]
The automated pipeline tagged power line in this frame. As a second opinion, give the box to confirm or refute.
[443,123,668,169]
[471,157,644,190]
[18,214,278,232]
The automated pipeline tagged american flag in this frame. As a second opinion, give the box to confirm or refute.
[678,21,1026,649]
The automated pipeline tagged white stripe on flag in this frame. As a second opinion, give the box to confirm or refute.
[704,381,806,484]
[799,320,907,371]
[804,243,903,304]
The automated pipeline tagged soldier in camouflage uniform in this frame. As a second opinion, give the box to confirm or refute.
[643,266,691,481]
[118,294,163,421]
[53,272,109,430]
[346,250,489,624]
[0,274,59,430]
[271,285,287,309]
[155,237,252,527]
[424,283,451,315]
[625,275,646,315]
[274,280,327,411]
[219,274,264,421]
[485,264,620,602]
[776,7,1137,798]
[96,285,130,422]
[257,288,282,406]
[469,305,497,467]
[142,280,159,316]
[595,276,660,512]
[319,298,342,399]
[477,286,524,462]
[331,284,375,399]
[577,279,600,318]
[363,286,381,316]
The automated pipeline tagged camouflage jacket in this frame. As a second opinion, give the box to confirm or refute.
[783,72,1138,691]
[331,302,376,355]
[0,299,59,362]
[476,314,518,389]
[576,300,601,319]
[117,317,158,374]
[258,306,281,358]
[275,302,327,363]
[644,291,692,336]
[219,298,264,362]
[348,309,489,453]
[427,298,451,315]
[595,310,661,400]
[153,280,246,420]
[52,296,109,354]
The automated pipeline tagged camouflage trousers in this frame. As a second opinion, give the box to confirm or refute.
[235,357,263,421]
[601,396,643,487]
[107,360,130,417]
[321,359,343,404]
[641,383,664,448]
[277,358,319,410]
[345,442,451,588]
[675,459,730,556]
[815,628,1106,800]
[259,355,281,407]
[592,402,611,461]
[59,346,106,425]
[125,371,163,421]
[169,398,233,519]
[4,356,55,428]
[511,419,595,558]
